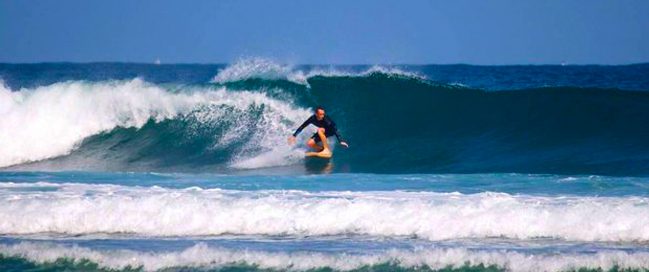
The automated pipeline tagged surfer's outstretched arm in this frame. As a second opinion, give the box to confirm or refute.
[333,131,348,147]
[293,116,314,137]
[288,115,314,144]
[327,118,349,148]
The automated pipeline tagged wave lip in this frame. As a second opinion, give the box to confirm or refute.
[211,58,309,85]
[210,58,425,86]
[1,183,649,242]
[3,241,649,272]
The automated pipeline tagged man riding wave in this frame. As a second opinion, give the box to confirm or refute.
[288,106,349,155]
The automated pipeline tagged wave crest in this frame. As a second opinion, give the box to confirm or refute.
[211,58,425,86]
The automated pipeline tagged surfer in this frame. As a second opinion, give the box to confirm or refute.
[288,106,349,155]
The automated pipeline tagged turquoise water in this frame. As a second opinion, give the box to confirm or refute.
[1,171,649,196]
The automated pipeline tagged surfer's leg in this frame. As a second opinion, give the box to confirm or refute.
[317,128,330,151]
[307,138,324,152]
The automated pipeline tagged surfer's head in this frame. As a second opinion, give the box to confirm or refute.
[315,106,325,120]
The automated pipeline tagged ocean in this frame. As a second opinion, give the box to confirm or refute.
[1,59,649,271]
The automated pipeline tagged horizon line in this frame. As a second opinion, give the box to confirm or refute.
[1,61,648,67]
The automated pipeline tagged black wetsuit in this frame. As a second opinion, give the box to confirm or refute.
[293,115,345,143]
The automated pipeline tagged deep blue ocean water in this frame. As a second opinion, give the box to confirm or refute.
[1,59,649,271]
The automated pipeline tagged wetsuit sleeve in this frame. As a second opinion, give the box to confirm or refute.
[334,130,345,143]
[328,117,345,143]
[292,115,314,137]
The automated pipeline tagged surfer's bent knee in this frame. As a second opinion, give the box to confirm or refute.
[318,128,326,134]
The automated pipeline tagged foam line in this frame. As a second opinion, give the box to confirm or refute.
[2,241,649,272]
[1,183,648,242]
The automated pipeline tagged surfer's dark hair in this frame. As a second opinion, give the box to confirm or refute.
[315,106,325,112]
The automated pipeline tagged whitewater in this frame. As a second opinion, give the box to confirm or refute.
[1,181,649,241]
[1,59,649,271]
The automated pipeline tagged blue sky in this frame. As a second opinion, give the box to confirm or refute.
[1,0,648,64]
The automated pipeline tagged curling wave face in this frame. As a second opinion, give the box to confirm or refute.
[0,78,311,171]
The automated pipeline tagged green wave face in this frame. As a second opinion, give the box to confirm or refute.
[8,71,649,175]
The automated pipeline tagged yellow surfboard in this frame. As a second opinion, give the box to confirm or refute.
[305,148,332,159]
[305,131,333,159]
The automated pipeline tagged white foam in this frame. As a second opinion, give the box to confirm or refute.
[212,58,308,85]
[1,183,648,242]
[230,146,307,169]
[361,65,425,79]
[211,58,425,86]
[0,79,312,168]
[2,241,649,272]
